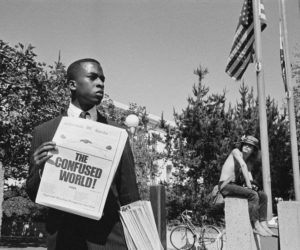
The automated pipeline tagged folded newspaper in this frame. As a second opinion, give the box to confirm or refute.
[36,117,128,220]
[120,200,164,250]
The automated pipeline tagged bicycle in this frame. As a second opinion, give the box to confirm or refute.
[169,210,225,250]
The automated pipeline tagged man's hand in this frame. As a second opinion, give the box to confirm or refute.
[33,141,56,171]
[251,181,260,192]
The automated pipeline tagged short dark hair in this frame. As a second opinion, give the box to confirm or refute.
[67,58,101,82]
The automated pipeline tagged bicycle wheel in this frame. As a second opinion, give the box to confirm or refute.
[200,225,223,250]
[170,225,196,250]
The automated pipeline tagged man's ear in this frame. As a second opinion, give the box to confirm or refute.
[69,80,77,92]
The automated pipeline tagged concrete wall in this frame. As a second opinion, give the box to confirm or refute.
[277,201,300,250]
[225,198,259,250]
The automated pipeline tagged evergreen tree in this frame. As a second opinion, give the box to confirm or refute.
[166,65,294,221]
[159,112,166,129]
[167,66,230,221]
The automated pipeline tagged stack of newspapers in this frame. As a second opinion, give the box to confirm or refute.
[120,200,164,250]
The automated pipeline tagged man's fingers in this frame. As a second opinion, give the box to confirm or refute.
[41,154,53,162]
[33,142,56,157]
[39,141,56,150]
[33,141,56,167]
[41,141,56,147]
[33,148,50,161]
[35,153,53,167]
[40,141,56,150]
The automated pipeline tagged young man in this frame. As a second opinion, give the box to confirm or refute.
[26,58,140,249]
[218,135,275,237]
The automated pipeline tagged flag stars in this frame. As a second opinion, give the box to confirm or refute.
[240,0,253,26]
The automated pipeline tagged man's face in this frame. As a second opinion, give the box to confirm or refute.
[242,143,255,157]
[72,62,105,110]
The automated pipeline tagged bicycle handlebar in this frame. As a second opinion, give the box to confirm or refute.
[183,209,193,215]
[182,210,193,221]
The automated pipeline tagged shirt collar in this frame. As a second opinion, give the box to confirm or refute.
[67,102,98,121]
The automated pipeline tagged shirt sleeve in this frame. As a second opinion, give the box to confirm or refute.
[26,127,42,202]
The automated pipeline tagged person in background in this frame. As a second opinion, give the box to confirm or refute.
[218,135,275,237]
[26,58,140,249]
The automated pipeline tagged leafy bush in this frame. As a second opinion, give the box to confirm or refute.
[0,40,68,180]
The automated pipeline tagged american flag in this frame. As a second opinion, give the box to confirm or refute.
[225,0,267,81]
[279,21,288,93]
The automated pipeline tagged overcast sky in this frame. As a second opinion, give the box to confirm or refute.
[1,0,299,120]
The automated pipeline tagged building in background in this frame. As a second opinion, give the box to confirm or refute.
[113,100,176,184]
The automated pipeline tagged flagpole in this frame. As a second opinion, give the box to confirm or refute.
[252,0,273,218]
[279,0,300,201]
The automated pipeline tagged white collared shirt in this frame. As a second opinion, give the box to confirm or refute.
[67,102,98,121]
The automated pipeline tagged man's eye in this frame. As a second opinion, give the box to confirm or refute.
[100,75,105,82]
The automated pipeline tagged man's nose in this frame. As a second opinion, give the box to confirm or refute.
[95,77,104,87]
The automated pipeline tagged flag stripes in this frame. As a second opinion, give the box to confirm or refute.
[279,21,288,93]
[226,24,255,80]
[225,0,266,80]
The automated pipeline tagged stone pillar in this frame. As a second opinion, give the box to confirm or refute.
[225,197,259,250]
[277,201,300,250]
